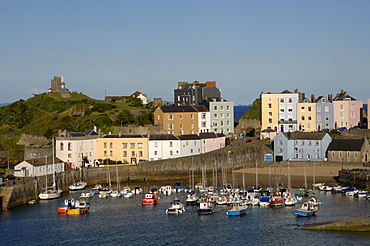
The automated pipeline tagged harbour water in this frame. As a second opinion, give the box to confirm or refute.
[1,188,369,246]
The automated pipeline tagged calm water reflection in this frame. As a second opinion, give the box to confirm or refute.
[1,188,369,246]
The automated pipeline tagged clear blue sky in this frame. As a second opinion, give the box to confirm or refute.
[1,1,369,105]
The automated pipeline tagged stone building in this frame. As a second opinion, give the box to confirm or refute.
[50,76,70,98]
[327,138,369,163]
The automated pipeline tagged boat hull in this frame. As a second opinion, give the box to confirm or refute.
[198,209,214,215]
[294,209,316,217]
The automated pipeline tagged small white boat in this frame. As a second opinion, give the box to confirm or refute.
[98,191,107,198]
[69,179,87,191]
[120,187,131,195]
[294,202,319,216]
[198,201,214,215]
[132,187,143,195]
[284,196,298,206]
[81,192,93,198]
[124,191,133,198]
[308,196,321,206]
[186,192,198,205]
[110,190,122,197]
[166,198,185,214]
[39,186,63,200]
[227,202,248,216]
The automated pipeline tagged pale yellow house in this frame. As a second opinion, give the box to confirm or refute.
[260,93,279,132]
[96,134,149,164]
[297,98,316,132]
[154,106,200,136]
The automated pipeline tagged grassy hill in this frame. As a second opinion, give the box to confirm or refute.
[0,93,154,163]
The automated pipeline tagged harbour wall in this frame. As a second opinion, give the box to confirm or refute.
[1,140,271,209]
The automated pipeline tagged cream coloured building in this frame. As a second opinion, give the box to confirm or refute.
[260,92,279,132]
[297,98,316,132]
[96,134,149,164]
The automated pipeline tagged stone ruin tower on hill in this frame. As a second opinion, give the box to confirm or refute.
[50,76,70,98]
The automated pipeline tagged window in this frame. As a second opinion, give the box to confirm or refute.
[340,112,344,119]
[340,104,344,110]
[130,143,135,148]
[226,106,230,110]
[201,113,206,119]
[269,111,273,116]
[122,143,127,148]
[325,115,329,121]
[139,151,143,157]
[317,106,321,112]
[301,141,305,146]
[220,106,224,110]
[110,151,113,156]
[351,112,355,118]
[221,121,224,126]
[214,106,217,110]
[201,122,206,127]
[307,141,311,146]
[288,107,293,112]
[288,98,292,103]
[104,150,107,156]
[157,115,160,120]
[123,151,127,157]
[179,114,183,120]
[220,113,224,118]
[180,124,183,129]
[131,151,135,156]
[110,142,113,148]
[227,121,230,126]
[308,106,312,112]
[308,115,312,121]
[268,103,272,109]
[317,115,321,121]
[60,143,64,151]
[68,142,72,150]
[315,141,319,146]
[190,149,194,153]
[325,106,329,112]
[154,151,157,156]
[351,104,355,110]
[191,114,194,119]
[191,123,194,129]
[168,123,174,130]
[280,98,284,103]
[268,119,273,124]
[170,151,173,156]
[301,116,305,121]
[301,106,305,112]
[138,143,143,148]
[168,114,173,120]
[307,123,310,129]
[279,148,283,153]
[194,141,197,145]
[104,142,107,148]
[278,140,283,146]
[280,108,284,113]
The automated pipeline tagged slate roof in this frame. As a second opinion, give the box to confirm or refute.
[192,105,209,112]
[327,139,365,151]
[160,106,198,113]
[149,134,179,140]
[23,157,64,166]
[103,134,147,138]
[179,135,201,140]
[282,132,327,140]
[199,132,218,139]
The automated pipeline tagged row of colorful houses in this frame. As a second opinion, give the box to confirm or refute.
[261,89,363,133]
[55,130,226,168]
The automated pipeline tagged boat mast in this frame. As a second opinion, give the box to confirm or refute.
[52,138,55,187]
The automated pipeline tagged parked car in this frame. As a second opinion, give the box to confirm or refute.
[246,139,252,143]
[337,127,347,131]
[5,175,19,180]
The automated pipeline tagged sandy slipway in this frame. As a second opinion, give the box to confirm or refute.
[298,215,370,232]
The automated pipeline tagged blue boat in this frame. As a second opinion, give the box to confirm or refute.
[198,201,214,215]
[227,202,248,216]
[294,202,318,216]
